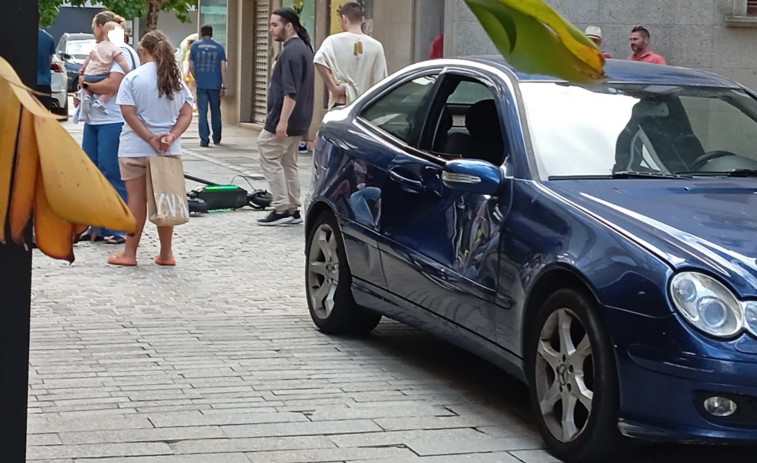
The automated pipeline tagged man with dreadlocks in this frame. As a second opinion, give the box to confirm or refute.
[257,8,315,226]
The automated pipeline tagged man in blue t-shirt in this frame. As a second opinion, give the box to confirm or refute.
[189,25,227,147]
[37,28,56,109]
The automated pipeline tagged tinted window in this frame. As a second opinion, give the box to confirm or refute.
[361,75,437,145]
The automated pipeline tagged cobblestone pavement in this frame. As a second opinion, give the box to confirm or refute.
[25,108,755,462]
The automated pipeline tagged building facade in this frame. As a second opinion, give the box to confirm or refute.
[208,0,757,134]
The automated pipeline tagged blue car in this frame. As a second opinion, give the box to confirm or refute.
[304,57,757,461]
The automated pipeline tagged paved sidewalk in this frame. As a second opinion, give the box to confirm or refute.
[24,112,756,462]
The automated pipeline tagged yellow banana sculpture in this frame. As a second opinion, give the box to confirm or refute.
[0,56,136,262]
[464,0,606,83]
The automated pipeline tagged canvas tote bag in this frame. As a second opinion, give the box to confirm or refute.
[146,155,190,226]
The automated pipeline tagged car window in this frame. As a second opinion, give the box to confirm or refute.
[521,83,757,179]
[360,75,437,145]
[427,76,507,165]
[681,95,757,158]
[447,80,494,105]
[67,40,96,58]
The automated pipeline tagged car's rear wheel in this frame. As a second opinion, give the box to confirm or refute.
[305,211,381,334]
[526,288,621,462]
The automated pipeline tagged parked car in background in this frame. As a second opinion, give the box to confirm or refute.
[48,54,68,118]
[305,57,757,461]
[56,32,95,92]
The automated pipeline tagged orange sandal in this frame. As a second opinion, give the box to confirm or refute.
[107,253,137,266]
[155,255,176,266]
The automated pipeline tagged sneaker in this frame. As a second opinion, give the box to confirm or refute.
[258,210,294,226]
[200,142,210,147]
[290,210,302,224]
[298,141,308,154]
[92,99,108,114]
[80,95,91,116]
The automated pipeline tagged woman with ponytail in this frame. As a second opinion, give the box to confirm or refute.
[107,30,194,267]
[257,8,315,226]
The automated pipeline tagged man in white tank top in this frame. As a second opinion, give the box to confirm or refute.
[313,2,387,108]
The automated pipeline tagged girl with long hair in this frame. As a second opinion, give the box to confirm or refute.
[107,30,194,267]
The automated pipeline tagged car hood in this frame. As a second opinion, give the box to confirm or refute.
[544,179,757,295]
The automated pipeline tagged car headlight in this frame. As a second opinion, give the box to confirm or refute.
[670,272,743,338]
[744,301,757,337]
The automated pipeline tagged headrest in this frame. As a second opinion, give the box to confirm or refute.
[632,101,669,118]
[466,99,500,138]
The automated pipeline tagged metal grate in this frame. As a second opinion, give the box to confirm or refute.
[254,0,270,123]
[749,0,757,15]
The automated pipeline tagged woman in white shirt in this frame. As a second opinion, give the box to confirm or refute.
[107,30,193,267]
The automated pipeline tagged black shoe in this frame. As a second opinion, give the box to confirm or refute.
[257,210,294,226]
[290,210,302,224]
[200,142,209,147]
[213,140,221,145]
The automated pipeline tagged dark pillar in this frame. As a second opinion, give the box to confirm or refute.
[0,0,38,461]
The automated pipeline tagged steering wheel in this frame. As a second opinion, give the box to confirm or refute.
[690,150,738,171]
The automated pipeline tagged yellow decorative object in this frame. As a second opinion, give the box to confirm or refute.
[464,0,606,83]
[0,56,136,262]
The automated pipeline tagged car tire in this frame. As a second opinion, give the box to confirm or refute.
[526,288,622,462]
[305,211,381,334]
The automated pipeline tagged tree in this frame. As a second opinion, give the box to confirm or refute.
[39,0,197,36]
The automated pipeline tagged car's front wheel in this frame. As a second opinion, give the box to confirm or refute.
[526,288,622,462]
[305,211,381,334]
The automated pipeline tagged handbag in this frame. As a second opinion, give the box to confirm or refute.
[146,155,190,226]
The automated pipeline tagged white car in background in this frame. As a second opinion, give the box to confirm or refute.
[49,54,68,118]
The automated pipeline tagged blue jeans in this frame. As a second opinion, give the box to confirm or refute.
[82,122,126,237]
[197,88,222,145]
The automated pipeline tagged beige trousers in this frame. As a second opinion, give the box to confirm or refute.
[257,130,302,214]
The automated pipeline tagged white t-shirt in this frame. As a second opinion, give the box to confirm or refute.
[116,62,194,157]
[86,44,140,125]
[313,32,387,108]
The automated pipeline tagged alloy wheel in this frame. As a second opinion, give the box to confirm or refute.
[534,307,594,443]
[307,222,340,320]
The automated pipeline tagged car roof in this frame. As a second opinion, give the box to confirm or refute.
[462,55,740,88]
[61,33,95,40]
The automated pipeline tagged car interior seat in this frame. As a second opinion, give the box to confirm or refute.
[443,99,506,165]
[615,99,705,173]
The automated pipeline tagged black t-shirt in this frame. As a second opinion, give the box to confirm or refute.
[264,37,315,136]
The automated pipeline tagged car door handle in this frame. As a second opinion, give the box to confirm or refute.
[389,169,423,190]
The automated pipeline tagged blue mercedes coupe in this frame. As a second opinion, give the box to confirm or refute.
[304,57,757,461]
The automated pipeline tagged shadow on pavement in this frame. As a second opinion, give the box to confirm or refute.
[342,321,757,463]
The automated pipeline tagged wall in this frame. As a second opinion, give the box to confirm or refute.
[46,6,102,44]
[444,0,757,91]
[372,0,415,73]
[152,10,198,50]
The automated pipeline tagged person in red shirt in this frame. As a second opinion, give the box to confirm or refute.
[585,26,612,59]
[627,25,666,65]
[429,33,443,59]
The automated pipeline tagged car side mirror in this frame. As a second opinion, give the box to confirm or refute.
[59,52,71,61]
[442,159,503,195]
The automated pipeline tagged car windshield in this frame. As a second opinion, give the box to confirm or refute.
[67,39,96,58]
[520,82,757,179]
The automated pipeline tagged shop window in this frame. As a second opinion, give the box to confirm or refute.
[283,0,316,39]
[199,0,228,48]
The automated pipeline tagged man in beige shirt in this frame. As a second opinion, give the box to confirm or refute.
[313,2,387,108]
